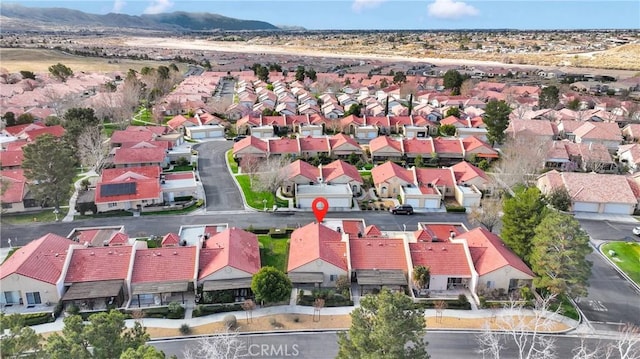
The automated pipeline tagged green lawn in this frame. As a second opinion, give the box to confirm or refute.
[140,200,204,216]
[236,175,288,210]
[167,165,194,172]
[1,210,60,224]
[227,150,239,174]
[602,241,640,286]
[257,234,289,272]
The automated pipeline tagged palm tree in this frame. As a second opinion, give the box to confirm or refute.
[413,265,430,289]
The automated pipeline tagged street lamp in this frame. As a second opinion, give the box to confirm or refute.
[263,199,267,211]
[53,209,59,222]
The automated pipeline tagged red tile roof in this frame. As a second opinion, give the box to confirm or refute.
[131,246,197,284]
[167,115,198,130]
[95,166,161,204]
[64,246,132,283]
[410,242,472,276]
[450,161,489,184]
[340,114,364,127]
[299,137,330,152]
[108,232,129,246]
[233,136,268,153]
[288,223,347,271]
[0,169,26,203]
[329,133,360,151]
[415,168,455,187]
[402,138,435,155]
[371,161,414,185]
[199,228,261,279]
[420,224,465,241]
[0,150,24,168]
[3,123,45,137]
[350,238,407,271]
[365,116,390,127]
[268,138,300,155]
[162,233,181,247]
[433,137,464,154]
[24,125,65,141]
[369,136,403,153]
[322,160,363,183]
[389,116,412,127]
[283,160,319,182]
[463,228,534,277]
[125,125,167,136]
[113,146,166,165]
[342,220,365,237]
[0,233,73,284]
[110,130,155,145]
[364,225,382,237]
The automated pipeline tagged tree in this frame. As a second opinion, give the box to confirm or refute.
[120,345,168,359]
[438,124,457,137]
[47,311,151,359]
[566,98,581,111]
[539,85,560,109]
[0,313,44,358]
[476,295,561,359]
[393,71,407,84]
[305,68,317,82]
[500,186,547,262]
[546,186,572,212]
[337,288,429,359]
[254,156,292,195]
[572,324,640,359]
[530,212,592,298]
[16,112,35,125]
[344,103,362,117]
[256,65,269,82]
[379,78,389,89]
[414,154,424,168]
[251,266,292,304]
[468,197,502,232]
[241,155,261,186]
[77,126,109,171]
[493,134,550,188]
[413,265,431,289]
[295,66,306,82]
[20,70,36,80]
[48,63,74,82]
[484,99,512,145]
[183,330,246,359]
[62,108,100,147]
[443,69,463,91]
[3,111,16,126]
[22,134,76,210]
[445,106,460,118]
[241,299,256,324]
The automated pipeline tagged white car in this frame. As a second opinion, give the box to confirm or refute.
[633,227,640,236]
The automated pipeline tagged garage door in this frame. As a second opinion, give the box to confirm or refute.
[405,198,420,208]
[573,202,599,212]
[191,132,205,139]
[368,132,376,139]
[298,197,314,208]
[603,203,633,215]
[424,199,440,209]
[328,197,352,208]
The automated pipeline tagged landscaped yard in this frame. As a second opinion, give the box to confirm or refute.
[227,150,239,174]
[236,175,288,210]
[257,234,289,272]
[1,210,61,224]
[602,241,640,286]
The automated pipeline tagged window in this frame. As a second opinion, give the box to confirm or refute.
[1,203,12,209]
[25,292,41,305]
[330,275,338,281]
[108,202,118,208]
[486,281,494,289]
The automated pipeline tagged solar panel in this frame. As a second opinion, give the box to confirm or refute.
[101,182,136,197]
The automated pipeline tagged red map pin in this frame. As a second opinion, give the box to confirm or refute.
[312,197,329,223]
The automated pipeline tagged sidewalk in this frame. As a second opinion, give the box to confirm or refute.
[62,170,98,222]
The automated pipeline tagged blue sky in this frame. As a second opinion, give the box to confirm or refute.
[7,0,640,30]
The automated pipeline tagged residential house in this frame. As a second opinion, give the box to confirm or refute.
[371,161,414,198]
[573,122,624,153]
[622,123,640,143]
[349,236,409,293]
[0,233,75,309]
[409,239,473,292]
[506,119,558,141]
[618,144,640,173]
[432,137,464,165]
[232,136,269,160]
[94,166,163,213]
[198,228,261,301]
[0,169,34,213]
[369,136,403,162]
[537,170,637,215]
[112,145,168,168]
[461,136,499,162]
[328,134,362,158]
[299,137,330,158]
[287,223,347,287]
[545,140,616,173]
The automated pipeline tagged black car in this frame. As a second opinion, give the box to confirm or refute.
[233,135,247,142]
[391,204,414,215]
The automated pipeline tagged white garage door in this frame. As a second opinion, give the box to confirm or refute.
[328,197,352,208]
[424,199,440,209]
[405,198,420,208]
[573,202,599,212]
[298,197,314,208]
[603,203,633,215]
[191,132,205,139]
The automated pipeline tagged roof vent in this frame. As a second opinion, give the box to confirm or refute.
[427,247,432,251]
[379,242,384,246]
[173,251,178,255]
[366,242,371,246]
[90,252,95,256]
[442,247,446,251]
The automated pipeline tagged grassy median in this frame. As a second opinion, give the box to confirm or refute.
[602,241,640,286]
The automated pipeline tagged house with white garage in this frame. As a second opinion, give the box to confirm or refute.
[618,144,640,173]
[371,161,414,199]
[537,170,637,215]
[287,223,348,287]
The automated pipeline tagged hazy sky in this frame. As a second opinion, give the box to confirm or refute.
[7,0,640,30]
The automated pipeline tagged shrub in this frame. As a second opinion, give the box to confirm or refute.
[445,205,467,213]
[292,316,300,323]
[66,303,80,316]
[22,312,55,326]
[224,314,237,329]
[53,301,64,318]
[458,294,469,305]
[179,323,192,335]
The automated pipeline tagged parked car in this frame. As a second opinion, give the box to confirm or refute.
[233,135,247,142]
[391,204,414,215]
[633,227,640,236]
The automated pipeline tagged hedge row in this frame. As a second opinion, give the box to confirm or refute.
[1,312,55,327]
[192,303,243,317]
[297,295,353,307]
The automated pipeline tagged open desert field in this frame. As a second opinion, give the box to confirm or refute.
[0,48,186,73]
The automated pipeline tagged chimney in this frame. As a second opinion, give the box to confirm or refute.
[449,230,456,239]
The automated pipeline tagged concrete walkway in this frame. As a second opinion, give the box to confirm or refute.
[62,170,98,222]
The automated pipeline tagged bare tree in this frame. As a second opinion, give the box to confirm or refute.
[183,329,246,359]
[460,79,477,97]
[313,298,325,322]
[493,134,551,188]
[241,155,261,185]
[241,299,256,324]
[572,324,640,359]
[77,126,109,171]
[468,197,503,232]
[434,300,447,324]
[476,295,561,359]
[253,156,292,195]
[207,96,233,115]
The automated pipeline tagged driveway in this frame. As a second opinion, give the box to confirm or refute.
[577,219,640,330]
[193,140,244,211]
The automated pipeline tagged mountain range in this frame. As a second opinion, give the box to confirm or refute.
[0,4,280,32]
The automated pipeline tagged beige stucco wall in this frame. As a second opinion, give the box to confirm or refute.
[477,267,533,292]
[0,273,60,306]
[290,260,347,288]
[199,266,254,283]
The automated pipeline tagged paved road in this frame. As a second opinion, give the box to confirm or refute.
[0,212,468,247]
[193,140,244,211]
[151,331,620,359]
[576,219,640,330]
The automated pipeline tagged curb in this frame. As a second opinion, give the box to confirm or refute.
[224,149,258,213]
[597,241,640,295]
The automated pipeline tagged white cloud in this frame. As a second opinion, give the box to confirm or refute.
[111,0,126,13]
[427,0,479,19]
[352,0,386,13]
[143,0,174,14]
